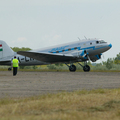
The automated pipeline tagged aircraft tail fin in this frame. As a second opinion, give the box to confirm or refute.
[0,40,14,60]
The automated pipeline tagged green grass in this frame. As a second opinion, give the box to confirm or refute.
[0,89,120,120]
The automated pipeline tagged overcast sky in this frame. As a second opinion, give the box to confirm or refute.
[0,0,120,62]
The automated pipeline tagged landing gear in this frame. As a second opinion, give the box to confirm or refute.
[69,65,76,72]
[83,65,90,72]
[8,67,12,71]
[65,61,90,72]
[65,63,76,72]
[78,62,90,72]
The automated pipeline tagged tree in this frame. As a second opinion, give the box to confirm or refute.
[102,61,107,66]
[87,61,92,66]
[47,64,56,69]
[55,63,63,66]
[33,65,37,69]
[11,47,31,52]
[106,58,113,69]
[19,66,25,69]
[114,53,120,64]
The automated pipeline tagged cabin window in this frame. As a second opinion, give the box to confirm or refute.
[90,43,92,45]
[62,50,65,52]
[56,51,59,53]
[96,41,99,44]
[21,58,24,60]
[50,52,53,53]
[68,48,71,51]
[74,47,77,50]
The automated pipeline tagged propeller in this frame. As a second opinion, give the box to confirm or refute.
[83,50,91,62]
[100,53,105,65]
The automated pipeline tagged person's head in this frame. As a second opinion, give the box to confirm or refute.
[14,56,16,58]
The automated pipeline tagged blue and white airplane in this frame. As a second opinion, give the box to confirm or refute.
[0,39,112,72]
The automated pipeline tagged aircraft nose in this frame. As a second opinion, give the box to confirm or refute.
[109,44,112,48]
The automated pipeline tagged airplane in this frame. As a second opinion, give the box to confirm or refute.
[0,38,112,72]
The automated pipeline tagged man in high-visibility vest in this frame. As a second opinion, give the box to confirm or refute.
[11,56,19,76]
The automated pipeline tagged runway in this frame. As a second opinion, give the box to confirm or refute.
[0,71,120,98]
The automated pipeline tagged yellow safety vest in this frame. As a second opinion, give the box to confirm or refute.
[12,59,19,67]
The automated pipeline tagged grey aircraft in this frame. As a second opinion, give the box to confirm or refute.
[0,39,112,72]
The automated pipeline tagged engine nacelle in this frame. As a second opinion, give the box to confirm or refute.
[90,54,102,62]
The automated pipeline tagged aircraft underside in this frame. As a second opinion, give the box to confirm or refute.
[7,61,90,72]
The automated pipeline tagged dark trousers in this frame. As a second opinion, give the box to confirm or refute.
[13,67,18,76]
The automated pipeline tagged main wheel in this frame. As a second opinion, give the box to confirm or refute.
[83,65,90,72]
[69,65,76,72]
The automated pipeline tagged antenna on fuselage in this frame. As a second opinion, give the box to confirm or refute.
[78,37,81,41]
[84,36,87,40]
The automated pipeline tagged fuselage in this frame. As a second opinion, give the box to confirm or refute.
[2,38,112,66]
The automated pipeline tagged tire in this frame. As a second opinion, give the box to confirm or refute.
[83,65,90,72]
[69,65,76,72]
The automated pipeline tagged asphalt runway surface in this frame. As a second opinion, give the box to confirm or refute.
[0,71,120,98]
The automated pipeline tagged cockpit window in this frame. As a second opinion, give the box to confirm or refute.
[99,40,106,43]
[96,40,106,44]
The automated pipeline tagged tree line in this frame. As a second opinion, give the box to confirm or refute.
[11,47,31,52]
[102,53,120,70]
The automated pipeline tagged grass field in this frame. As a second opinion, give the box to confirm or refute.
[0,89,120,120]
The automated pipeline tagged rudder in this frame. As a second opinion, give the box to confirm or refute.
[0,40,14,60]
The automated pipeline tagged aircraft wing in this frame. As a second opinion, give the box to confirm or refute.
[17,51,76,63]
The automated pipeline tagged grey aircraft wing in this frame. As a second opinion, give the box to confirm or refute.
[17,51,77,63]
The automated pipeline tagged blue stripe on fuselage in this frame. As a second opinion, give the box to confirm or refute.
[49,45,108,54]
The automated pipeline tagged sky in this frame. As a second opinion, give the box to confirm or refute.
[0,0,120,62]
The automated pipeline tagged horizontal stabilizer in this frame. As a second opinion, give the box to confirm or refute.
[17,51,76,63]
[0,58,11,62]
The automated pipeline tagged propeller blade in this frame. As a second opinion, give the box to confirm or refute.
[83,52,91,62]
[87,55,91,61]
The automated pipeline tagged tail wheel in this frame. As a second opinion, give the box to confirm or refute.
[69,65,76,72]
[83,65,90,72]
